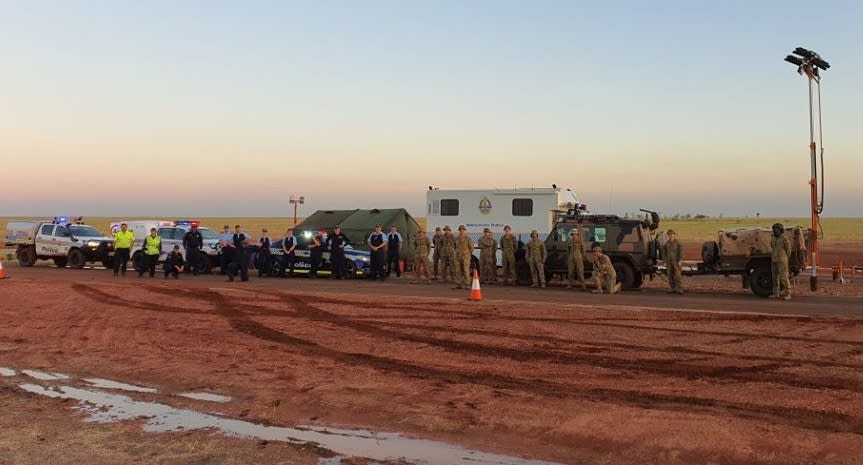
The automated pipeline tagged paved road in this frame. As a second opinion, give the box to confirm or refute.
[5,264,863,318]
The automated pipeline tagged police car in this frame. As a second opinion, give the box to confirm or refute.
[266,231,371,277]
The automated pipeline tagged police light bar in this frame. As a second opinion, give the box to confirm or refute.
[174,219,200,227]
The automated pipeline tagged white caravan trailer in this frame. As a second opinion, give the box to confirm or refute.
[425,186,582,242]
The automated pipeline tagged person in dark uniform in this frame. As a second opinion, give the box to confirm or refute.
[367,224,387,281]
[309,233,323,278]
[182,224,204,275]
[164,245,185,279]
[385,224,403,278]
[227,225,249,282]
[327,225,350,279]
[257,228,272,277]
[281,228,297,277]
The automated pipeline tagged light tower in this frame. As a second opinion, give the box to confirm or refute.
[289,195,305,226]
[784,47,829,291]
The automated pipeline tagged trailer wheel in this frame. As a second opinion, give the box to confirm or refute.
[612,260,636,290]
[750,265,773,298]
[17,246,36,267]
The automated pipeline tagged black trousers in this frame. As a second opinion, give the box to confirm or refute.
[139,254,158,277]
[227,249,249,281]
[257,249,272,276]
[310,250,322,277]
[330,249,345,278]
[186,248,200,275]
[113,248,130,274]
[386,250,400,277]
[219,251,229,274]
[281,252,295,276]
[369,250,386,280]
[164,264,181,279]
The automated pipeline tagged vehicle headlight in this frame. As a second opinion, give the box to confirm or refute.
[87,241,101,247]
[359,256,369,262]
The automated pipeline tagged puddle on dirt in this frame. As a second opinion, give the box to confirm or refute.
[21,369,69,381]
[18,383,562,465]
[177,392,232,403]
[0,367,16,377]
[84,378,158,393]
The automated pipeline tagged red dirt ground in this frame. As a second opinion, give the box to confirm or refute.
[2,270,863,464]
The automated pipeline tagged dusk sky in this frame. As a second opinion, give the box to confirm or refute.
[1,1,860,218]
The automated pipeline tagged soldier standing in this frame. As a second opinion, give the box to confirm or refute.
[771,223,792,300]
[478,228,496,284]
[411,228,432,284]
[453,225,473,289]
[525,230,547,288]
[566,229,586,290]
[591,246,620,294]
[499,225,518,286]
[439,226,455,282]
[367,224,387,281]
[663,229,684,294]
[431,227,443,280]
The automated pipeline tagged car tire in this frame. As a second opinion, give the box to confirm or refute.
[102,257,113,269]
[53,258,68,268]
[132,251,145,272]
[196,259,212,275]
[68,249,85,269]
[612,260,636,290]
[749,263,773,298]
[18,246,36,267]
[344,260,356,279]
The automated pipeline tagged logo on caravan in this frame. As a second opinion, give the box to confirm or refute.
[478,197,492,215]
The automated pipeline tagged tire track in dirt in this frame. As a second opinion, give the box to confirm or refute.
[68,283,863,434]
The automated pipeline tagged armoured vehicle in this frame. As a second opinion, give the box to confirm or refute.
[517,209,661,289]
[689,226,808,297]
[4,220,114,268]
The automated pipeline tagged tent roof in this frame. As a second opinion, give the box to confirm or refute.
[295,209,358,231]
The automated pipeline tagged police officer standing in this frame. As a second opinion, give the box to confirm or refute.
[566,229,586,290]
[386,225,403,278]
[525,230,547,288]
[431,227,443,280]
[138,228,162,278]
[113,222,134,277]
[281,228,297,277]
[183,224,204,276]
[228,225,249,282]
[258,228,272,277]
[499,225,518,286]
[218,224,232,273]
[771,223,792,300]
[367,224,387,281]
[327,225,350,279]
[454,225,473,289]
[309,233,323,278]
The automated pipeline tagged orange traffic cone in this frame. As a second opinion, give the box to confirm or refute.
[0,258,5,280]
[470,268,482,301]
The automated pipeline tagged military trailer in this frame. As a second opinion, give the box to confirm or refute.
[516,209,661,289]
[686,226,808,297]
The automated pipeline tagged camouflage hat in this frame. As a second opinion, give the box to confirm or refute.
[435,227,442,232]
[666,229,676,235]
[503,225,511,231]
[458,225,466,231]
[444,225,451,231]
[592,246,603,253]
[483,227,490,233]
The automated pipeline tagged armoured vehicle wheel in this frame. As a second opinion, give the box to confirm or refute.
[612,260,636,290]
[749,264,773,298]
[53,258,68,268]
[68,249,85,269]
[132,251,145,272]
[632,272,644,289]
[18,246,36,267]
[701,241,720,267]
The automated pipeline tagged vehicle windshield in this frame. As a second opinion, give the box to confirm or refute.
[69,225,104,237]
[198,228,218,240]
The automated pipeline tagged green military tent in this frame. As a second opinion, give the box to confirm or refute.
[295,208,421,260]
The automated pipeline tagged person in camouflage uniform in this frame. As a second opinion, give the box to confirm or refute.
[431,227,443,279]
[525,230,547,288]
[478,228,497,284]
[439,225,455,282]
[499,225,518,286]
[771,223,792,300]
[566,229,586,290]
[411,228,432,284]
[591,246,620,294]
[454,225,474,289]
[662,229,684,294]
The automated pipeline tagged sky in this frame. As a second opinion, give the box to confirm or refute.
[1,1,861,218]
